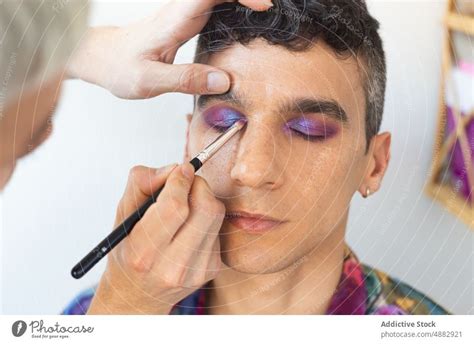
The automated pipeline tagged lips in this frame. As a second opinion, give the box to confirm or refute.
[224,210,285,234]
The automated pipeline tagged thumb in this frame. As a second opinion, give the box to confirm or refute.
[143,62,231,96]
[115,164,178,225]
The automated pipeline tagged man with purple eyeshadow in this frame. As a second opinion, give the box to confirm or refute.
[64,0,451,315]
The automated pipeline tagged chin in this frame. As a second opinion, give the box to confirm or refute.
[219,231,293,274]
[220,250,288,274]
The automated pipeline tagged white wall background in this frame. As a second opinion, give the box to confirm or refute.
[1,0,472,315]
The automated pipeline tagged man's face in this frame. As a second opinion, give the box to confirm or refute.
[185,39,370,274]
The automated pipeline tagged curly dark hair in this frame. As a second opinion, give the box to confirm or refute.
[194,0,386,154]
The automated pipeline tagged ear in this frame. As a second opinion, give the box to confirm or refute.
[183,113,193,162]
[358,131,391,197]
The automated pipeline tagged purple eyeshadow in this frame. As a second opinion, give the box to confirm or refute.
[285,117,338,139]
[201,105,338,141]
[202,106,244,129]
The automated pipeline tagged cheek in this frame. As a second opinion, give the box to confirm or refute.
[187,116,225,156]
[293,146,355,204]
[331,138,366,192]
[285,158,350,240]
[187,122,236,192]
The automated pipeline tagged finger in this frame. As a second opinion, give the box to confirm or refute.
[136,162,196,245]
[169,176,225,262]
[124,174,223,280]
[207,237,223,276]
[180,235,223,288]
[235,0,274,11]
[140,62,230,96]
[149,1,273,55]
[196,236,223,283]
[115,164,178,225]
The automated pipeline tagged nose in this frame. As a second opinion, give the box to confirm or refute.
[230,120,284,189]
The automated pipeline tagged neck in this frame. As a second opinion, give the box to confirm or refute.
[207,214,348,314]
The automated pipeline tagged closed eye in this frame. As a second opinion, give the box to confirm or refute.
[202,105,245,132]
[209,120,240,132]
[286,119,338,142]
[290,128,328,142]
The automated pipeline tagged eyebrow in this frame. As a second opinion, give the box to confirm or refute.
[196,90,349,126]
[196,91,246,110]
[283,98,349,125]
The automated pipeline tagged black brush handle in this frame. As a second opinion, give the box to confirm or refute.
[71,157,202,279]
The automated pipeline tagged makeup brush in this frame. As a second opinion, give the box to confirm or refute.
[71,119,246,279]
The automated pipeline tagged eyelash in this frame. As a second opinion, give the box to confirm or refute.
[203,106,330,142]
[211,122,238,131]
[211,122,326,142]
[290,129,327,142]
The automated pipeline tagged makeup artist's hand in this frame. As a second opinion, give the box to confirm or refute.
[87,162,225,314]
[67,0,273,98]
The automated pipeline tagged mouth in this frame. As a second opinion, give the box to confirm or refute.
[224,210,286,234]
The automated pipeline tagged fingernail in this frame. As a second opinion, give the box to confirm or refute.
[181,163,194,180]
[156,163,177,175]
[207,72,230,93]
[263,0,274,7]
